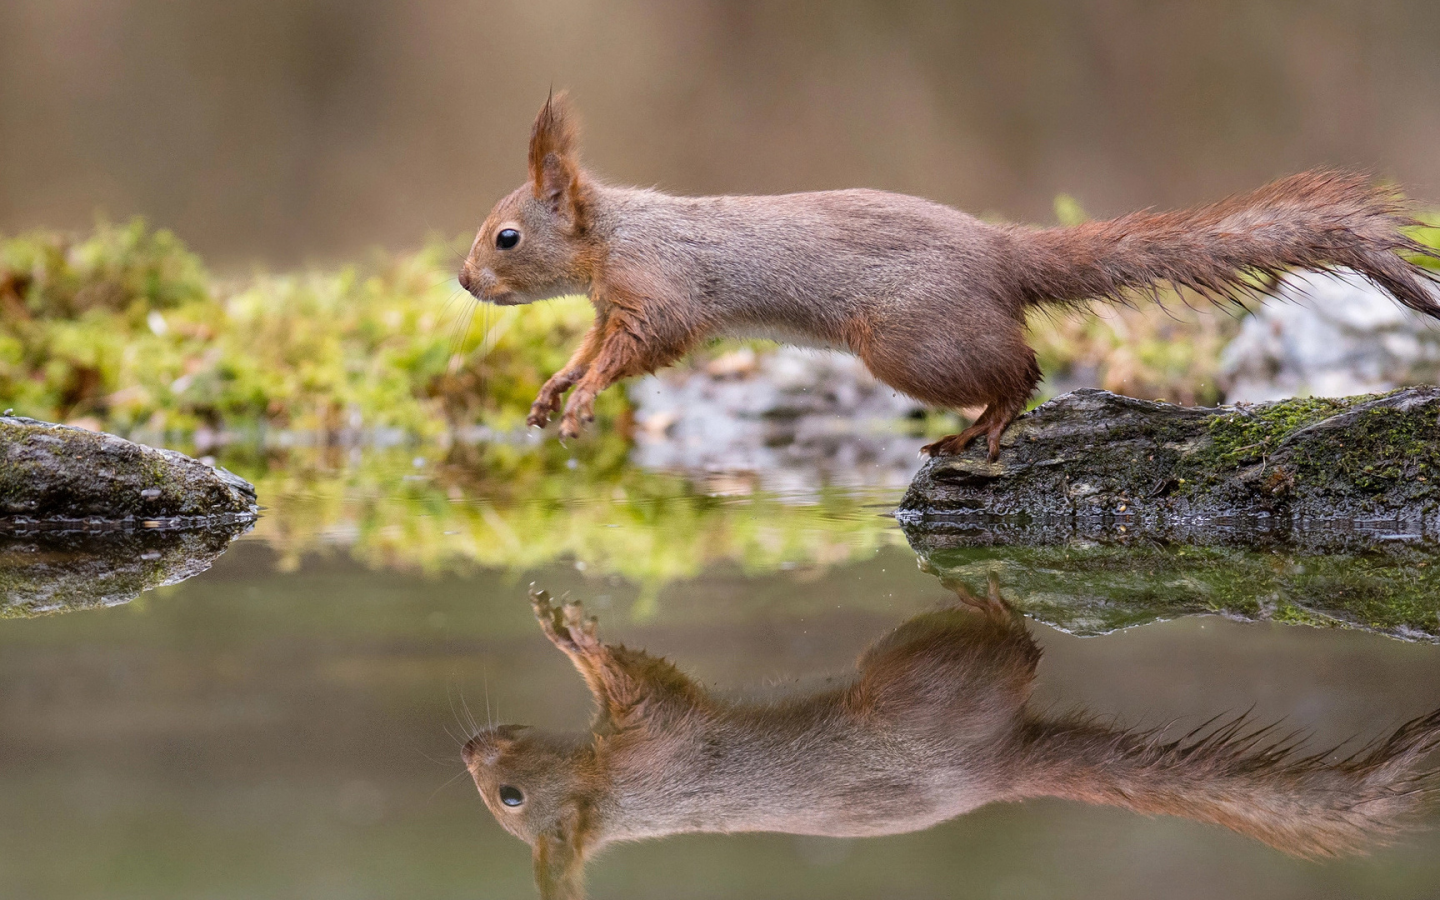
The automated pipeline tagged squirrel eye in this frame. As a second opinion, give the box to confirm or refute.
[496,229,520,250]
[499,785,524,807]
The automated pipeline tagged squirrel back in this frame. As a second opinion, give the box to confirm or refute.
[463,586,1440,898]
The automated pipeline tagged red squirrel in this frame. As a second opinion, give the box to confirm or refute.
[458,93,1440,460]
[463,585,1440,900]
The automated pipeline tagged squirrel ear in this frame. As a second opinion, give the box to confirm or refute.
[528,90,583,219]
[531,806,589,900]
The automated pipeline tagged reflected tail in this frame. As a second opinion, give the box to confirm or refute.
[1015,708,1440,857]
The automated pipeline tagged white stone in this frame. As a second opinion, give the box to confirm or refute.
[1220,269,1440,403]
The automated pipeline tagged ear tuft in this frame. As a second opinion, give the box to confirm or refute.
[528,90,581,204]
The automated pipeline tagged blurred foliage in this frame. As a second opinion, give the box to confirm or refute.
[1027,299,1242,407]
[234,440,902,612]
[1413,212,1440,272]
[0,218,619,435]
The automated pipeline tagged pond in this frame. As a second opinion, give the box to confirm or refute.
[3,441,1439,900]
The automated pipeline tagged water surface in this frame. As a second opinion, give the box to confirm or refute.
[3,446,1439,899]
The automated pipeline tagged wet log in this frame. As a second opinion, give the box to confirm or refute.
[897,388,1440,552]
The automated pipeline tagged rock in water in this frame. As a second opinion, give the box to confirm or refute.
[897,388,1440,551]
[0,416,257,525]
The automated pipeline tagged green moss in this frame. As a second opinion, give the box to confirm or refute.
[1205,397,1353,463]
[0,220,616,438]
[1166,396,1358,496]
[1269,603,1341,629]
[1285,404,1440,495]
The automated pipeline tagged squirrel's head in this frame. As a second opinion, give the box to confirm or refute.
[463,724,594,900]
[460,92,596,308]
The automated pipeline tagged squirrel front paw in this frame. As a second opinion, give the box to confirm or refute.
[526,401,556,429]
[527,387,566,429]
[557,389,596,440]
[557,414,586,440]
[529,586,603,656]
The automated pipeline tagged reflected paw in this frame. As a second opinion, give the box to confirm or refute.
[529,585,602,655]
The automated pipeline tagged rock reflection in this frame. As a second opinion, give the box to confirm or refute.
[0,522,252,617]
[909,532,1440,642]
[465,584,1440,899]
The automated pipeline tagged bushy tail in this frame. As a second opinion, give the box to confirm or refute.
[1010,171,1440,318]
[1015,708,1440,857]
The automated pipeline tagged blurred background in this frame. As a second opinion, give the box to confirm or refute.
[3,0,1439,269]
[6,6,1440,900]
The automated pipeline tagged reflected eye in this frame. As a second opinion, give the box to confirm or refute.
[496,229,520,250]
[499,785,524,807]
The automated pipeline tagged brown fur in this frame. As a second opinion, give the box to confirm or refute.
[459,94,1440,460]
[463,584,1440,898]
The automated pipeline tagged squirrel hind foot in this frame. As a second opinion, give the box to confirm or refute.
[922,422,989,460]
[923,399,1025,462]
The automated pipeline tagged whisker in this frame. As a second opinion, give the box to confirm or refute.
[447,685,474,743]
[442,722,468,748]
[430,766,478,801]
[415,747,462,768]
[459,687,480,736]
[485,672,494,730]
[448,301,479,365]
[436,288,470,329]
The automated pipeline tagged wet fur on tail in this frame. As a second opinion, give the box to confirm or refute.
[1011,171,1440,318]
[1019,707,1440,857]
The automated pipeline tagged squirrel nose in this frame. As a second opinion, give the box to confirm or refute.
[458,266,476,294]
[462,736,484,766]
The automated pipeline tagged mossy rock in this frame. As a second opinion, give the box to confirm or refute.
[0,523,252,617]
[912,540,1440,643]
[897,388,1440,552]
[0,416,257,525]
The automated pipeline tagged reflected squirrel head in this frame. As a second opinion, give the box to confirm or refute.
[463,723,593,900]
[460,91,597,307]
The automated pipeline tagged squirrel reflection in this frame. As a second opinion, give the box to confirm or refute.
[464,583,1440,900]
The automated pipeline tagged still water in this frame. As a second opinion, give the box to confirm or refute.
[3,445,1439,899]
